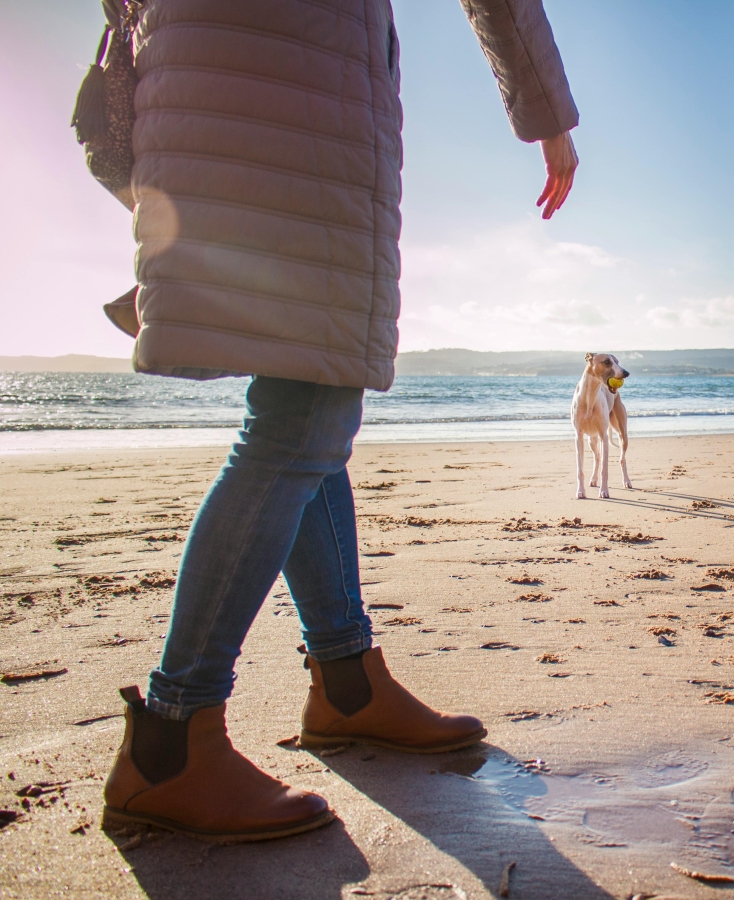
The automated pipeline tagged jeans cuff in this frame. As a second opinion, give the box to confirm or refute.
[305,633,373,662]
[145,695,218,721]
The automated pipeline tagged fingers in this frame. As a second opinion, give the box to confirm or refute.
[556,168,576,212]
[536,175,554,209]
[539,170,571,219]
[542,168,573,219]
[537,172,565,219]
[537,131,578,220]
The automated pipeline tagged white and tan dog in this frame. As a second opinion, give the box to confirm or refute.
[571,352,632,499]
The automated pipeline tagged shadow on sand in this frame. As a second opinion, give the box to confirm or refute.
[599,487,734,524]
[315,744,615,900]
[110,813,369,900]
[109,744,614,900]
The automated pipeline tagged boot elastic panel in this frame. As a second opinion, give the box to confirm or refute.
[121,686,189,785]
[318,651,373,718]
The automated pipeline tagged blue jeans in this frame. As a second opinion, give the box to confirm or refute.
[148,376,373,719]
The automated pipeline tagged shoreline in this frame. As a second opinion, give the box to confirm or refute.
[1,412,734,453]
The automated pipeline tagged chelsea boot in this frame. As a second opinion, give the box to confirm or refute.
[103,686,332,841]
[300,647,486,753]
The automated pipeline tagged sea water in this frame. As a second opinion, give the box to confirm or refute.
[1,372,733,452]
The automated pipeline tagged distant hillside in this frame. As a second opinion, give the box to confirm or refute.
[395,349,734,377]
[2,349,733,377]
[0,355,133,373]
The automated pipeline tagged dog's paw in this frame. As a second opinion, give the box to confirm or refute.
[576,490,586,500]
[624,480,633,489]
[598,489,610,499]
[589,479,598,487]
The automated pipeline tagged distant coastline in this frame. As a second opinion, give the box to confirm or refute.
[395,348,734,378]
[2,349,733,377]
[0,354,133,373]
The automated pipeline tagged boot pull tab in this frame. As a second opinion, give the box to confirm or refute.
[119,685,146,714]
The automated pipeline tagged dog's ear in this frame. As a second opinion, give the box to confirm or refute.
[585,352,594,363]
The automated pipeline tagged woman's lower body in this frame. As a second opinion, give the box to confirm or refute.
[103,376,485,842]
[147,375,371,718]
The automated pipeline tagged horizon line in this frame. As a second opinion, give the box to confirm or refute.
[2,347,734,362]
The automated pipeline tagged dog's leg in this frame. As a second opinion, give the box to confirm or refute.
[599,429,610,499]
[589,435,601,487]
[619,434,632,489]
[575,431,586,499]
[610,397,632,488]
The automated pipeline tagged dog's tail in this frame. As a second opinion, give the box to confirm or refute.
[608,425,619,448]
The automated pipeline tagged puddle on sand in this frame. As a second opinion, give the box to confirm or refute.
[634,753,708,789]
[440,749,734,870]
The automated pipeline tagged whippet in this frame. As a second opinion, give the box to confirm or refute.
[571,352,632,499]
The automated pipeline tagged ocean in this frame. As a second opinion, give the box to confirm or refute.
[1,372,733,452]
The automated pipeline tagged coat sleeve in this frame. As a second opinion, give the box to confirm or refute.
[459,0,579,142]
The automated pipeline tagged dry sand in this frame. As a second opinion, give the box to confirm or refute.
[1,434,733,900]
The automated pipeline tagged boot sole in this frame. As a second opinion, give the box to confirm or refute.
[299,726,487,754]
[101,805,334,843]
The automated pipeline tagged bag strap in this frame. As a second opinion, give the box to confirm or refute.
[101,0,144,34]
[121,1,145,33]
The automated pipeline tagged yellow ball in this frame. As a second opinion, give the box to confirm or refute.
[608,377,624,390]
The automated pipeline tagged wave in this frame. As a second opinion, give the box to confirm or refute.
[363,409,734,424]
[0,423,238,432]
[3,408,734,432]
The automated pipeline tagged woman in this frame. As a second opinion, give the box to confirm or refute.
[101,0,578,841]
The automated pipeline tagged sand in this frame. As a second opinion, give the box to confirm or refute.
[1,434,733,900]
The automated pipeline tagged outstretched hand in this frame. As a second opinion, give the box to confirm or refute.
[537,131,578,220]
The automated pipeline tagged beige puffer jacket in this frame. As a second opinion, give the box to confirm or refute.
[122,0,577,389]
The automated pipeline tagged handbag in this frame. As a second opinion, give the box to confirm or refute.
[71,2,144,210]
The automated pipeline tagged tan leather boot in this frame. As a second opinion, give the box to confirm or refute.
[103,686,332,841]
[300,647,487,753]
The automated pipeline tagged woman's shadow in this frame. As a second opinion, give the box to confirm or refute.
[109,808,369,900]
[111,743,614,900]
[315,742,616,900]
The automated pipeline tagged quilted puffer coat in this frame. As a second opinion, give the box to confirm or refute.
[112,0,577,389]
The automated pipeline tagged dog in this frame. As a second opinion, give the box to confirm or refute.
[571,352,632,499]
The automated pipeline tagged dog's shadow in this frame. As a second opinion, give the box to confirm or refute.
[603,487,734,521]
[107,744,614,900]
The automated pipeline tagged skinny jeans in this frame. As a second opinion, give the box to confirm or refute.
[148,376,373,720]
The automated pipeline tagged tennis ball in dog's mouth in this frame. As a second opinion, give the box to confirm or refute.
[607,377,625,391]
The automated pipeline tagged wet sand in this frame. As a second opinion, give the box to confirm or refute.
[1,434,733,899]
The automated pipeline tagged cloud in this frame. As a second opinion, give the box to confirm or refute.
[494,299,610,328]
[645,306,681,328]
[645,297,734,330]
[398,220,624,350]
[525,241,616,285]
[686,296,734,327]
[397,221,734,351]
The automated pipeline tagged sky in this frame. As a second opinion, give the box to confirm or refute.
[0,1,733,357]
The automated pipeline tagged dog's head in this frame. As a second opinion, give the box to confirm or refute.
[584,353,630,392]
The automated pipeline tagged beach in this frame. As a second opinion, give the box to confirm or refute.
[1,433,733,899]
